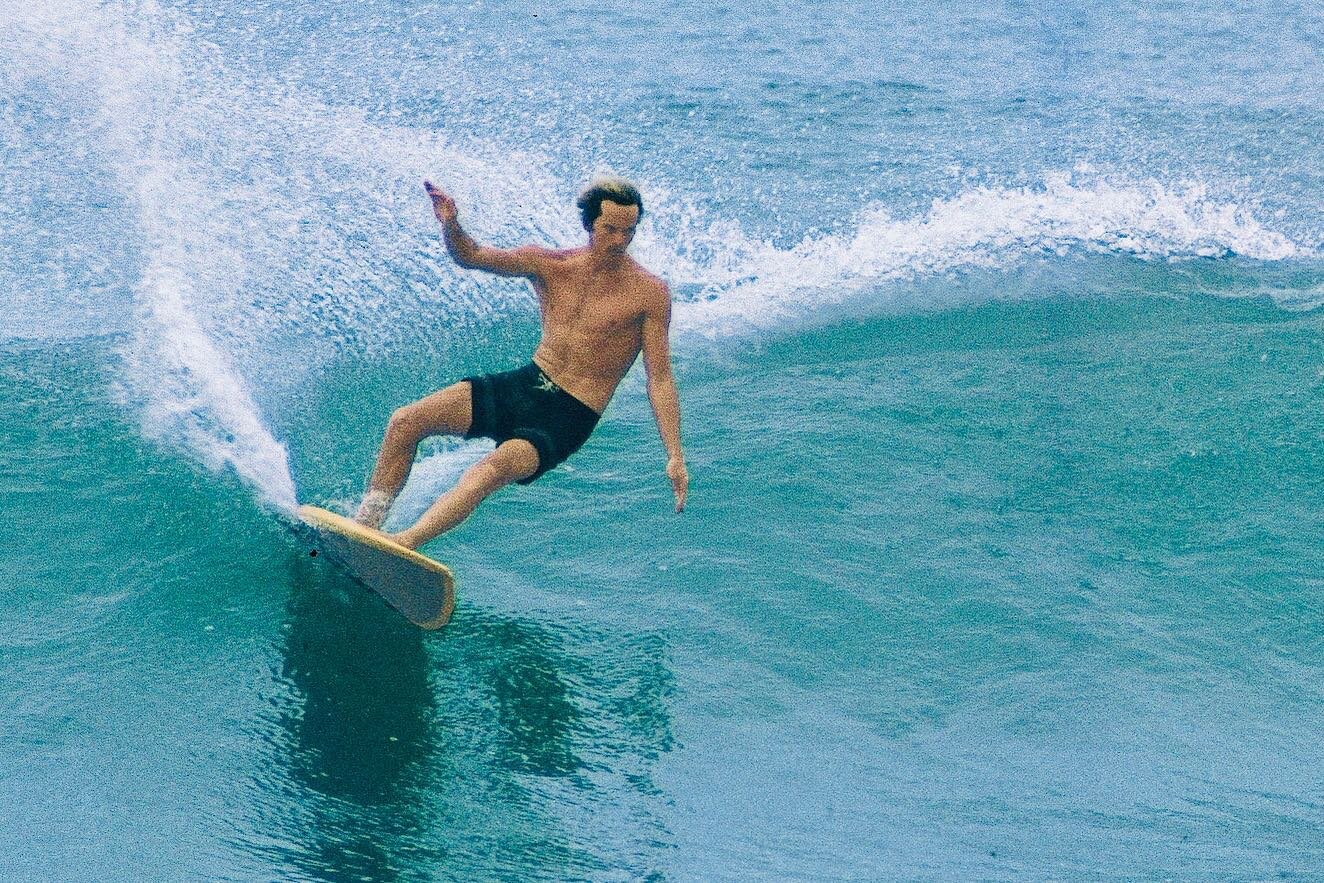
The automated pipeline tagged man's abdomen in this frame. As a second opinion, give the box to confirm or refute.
[531,333,640,414]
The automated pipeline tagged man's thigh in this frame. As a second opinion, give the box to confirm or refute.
[400,381,473,437]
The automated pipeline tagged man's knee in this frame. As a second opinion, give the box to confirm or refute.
[386,404,427,443]
[386,382,472,442]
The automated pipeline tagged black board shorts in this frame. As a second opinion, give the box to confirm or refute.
[461,362,602,485]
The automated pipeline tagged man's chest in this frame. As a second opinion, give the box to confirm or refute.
[545,284,644,336]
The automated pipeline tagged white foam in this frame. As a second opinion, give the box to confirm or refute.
[1,0,300,508]
[120,253,298,509]
[641,169,1315,337]
[382,440,495,532]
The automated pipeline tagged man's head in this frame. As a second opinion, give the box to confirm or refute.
[576,176,643,256]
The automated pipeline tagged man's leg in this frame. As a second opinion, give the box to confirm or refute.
[355,382,473,527]
[391,439,538,549]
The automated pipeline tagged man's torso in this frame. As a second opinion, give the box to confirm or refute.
[527,250,661,413]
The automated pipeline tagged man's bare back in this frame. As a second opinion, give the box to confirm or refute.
[353,176,687,550]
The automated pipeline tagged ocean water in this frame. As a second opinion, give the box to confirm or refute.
[3,0,1322,878]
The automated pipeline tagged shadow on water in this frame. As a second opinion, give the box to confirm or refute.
[248,545,678,881]
[245,550,439,882]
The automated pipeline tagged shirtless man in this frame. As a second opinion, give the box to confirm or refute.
[354,175,688,549]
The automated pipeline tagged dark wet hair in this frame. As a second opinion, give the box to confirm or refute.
[576,176,644,231]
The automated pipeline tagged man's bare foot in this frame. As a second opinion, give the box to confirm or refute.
[351,520,411,549]
[354,490,392,529]
[390,528,422,550]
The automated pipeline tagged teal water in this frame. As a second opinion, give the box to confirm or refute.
[5,289,1322,877]
[4,0,1323,878]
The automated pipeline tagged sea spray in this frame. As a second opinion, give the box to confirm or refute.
[1,0,569,509]
[118,252,299,510]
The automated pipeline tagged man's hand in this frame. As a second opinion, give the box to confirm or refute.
[424,180,457,225]
[667,456,688,513]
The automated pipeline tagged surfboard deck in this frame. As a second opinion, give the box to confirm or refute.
[296,504,455,630]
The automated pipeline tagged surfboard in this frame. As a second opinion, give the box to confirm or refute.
[296,504,455,629]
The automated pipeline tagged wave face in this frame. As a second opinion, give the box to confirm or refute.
[2,0,1322,878]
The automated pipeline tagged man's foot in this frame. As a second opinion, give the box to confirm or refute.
[390,528,422,550]
[354,489,392,529]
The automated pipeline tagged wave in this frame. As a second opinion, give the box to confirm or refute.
[4,0,1317,511]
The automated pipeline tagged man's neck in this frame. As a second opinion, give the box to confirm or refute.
[586,250,628,274]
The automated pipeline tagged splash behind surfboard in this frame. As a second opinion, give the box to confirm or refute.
[297,505,455,629]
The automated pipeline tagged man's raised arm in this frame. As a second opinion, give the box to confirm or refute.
[424,180,550,278]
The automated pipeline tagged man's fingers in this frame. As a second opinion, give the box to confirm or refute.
[667,460,688,512]
[424,182,456,222]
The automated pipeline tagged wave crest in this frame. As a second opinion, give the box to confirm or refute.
[649,169,1312,336]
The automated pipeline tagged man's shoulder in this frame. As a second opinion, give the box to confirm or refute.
[628,262,669,296]
[629,266,670,319]
[519,244,578,267]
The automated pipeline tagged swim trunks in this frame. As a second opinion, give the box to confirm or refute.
[461,362,601,485]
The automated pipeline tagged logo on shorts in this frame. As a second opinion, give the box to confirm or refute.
[535,371,557,393]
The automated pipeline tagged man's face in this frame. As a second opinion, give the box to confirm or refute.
[591,200,639,256]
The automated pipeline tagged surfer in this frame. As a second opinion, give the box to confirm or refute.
[353,176,688,549]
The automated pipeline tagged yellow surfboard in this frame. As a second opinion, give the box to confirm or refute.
[297,505,455,629]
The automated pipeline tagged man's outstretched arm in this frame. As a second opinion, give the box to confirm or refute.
[641,284,688,512]
[424,180,550,278]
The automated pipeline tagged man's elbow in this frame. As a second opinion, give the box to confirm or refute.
[457,248,488,270]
